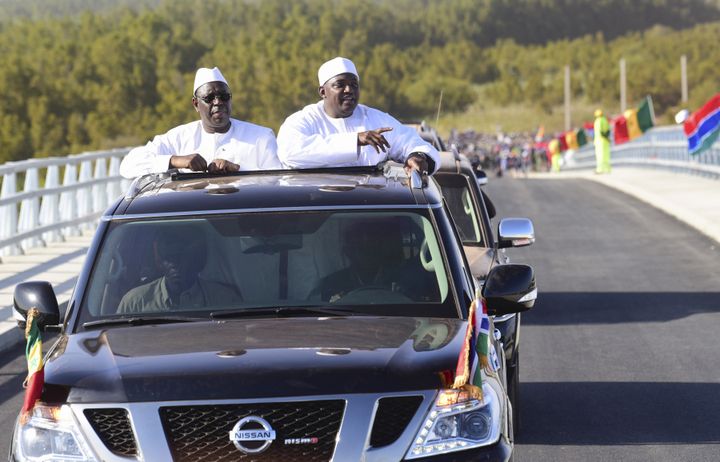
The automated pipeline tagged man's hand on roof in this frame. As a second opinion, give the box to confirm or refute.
[358,127,392,153]
[405,152,429,176]
[208,159,240,174]
[170,153,208,172]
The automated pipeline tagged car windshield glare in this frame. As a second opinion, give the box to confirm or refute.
[80,210,455,325]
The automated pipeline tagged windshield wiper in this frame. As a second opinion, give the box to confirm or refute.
[210,306,354,320]
[82,315,205,329]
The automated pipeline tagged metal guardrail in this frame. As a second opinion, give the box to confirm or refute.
[0,148,131,260]
[564,126,720,179]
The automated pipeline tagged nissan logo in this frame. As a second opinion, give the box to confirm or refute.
[229,416,277,454]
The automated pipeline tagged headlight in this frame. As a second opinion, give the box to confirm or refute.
[13,405,98,461]
[405,383,501,459]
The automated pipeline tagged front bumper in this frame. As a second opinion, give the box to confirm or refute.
[10,389,512,462]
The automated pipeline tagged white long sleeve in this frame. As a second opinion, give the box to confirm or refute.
[277,102,439,173]
[120,119,280,179]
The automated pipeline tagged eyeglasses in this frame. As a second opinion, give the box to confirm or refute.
[196,92,232,104]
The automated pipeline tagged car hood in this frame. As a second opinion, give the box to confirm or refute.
[45,316,465,403]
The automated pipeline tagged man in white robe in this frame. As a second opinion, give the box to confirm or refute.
[120,67,280,179]
[277,57,439,174]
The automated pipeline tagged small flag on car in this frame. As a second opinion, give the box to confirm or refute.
[453,289,490,400]
[20,308,44,424]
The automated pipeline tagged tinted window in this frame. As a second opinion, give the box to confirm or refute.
[80,211,456,323]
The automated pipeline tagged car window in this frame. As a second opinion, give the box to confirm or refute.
[434,175,484,246]
[80,210,456,323]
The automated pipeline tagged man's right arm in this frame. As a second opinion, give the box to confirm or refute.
[120,126,210,178]
[119,144,169,179]
[119,130,184,179]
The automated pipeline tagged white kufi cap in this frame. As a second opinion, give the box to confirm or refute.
[193,67,228,94]
[318,57,359,86]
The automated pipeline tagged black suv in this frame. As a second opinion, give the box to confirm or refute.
[12,165,535,461]
[433,149,535,429]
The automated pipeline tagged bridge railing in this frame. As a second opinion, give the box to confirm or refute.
[0,149,131,260]
[564,126,720,179]
[1,125,718,259]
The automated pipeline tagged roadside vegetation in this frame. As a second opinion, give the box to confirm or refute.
[0,0,718,162]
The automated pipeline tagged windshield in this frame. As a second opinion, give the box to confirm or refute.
[434,175,484,245]
[79,210,457,325]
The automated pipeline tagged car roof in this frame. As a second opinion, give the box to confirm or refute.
[436,150,476,176]
[113,164,444,217]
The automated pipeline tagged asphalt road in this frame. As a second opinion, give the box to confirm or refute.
[485,176,720,461]
[0,176,718,460]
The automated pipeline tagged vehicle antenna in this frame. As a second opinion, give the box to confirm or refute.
[435,89,444,128]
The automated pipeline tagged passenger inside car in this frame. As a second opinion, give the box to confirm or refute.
[311,218,441,304]
[116,226,241,313]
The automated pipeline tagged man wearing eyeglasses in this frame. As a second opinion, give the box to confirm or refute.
[120,67,280,178]
[276,57,439,175]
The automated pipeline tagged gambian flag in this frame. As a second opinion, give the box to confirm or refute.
[684,93,720,156]
[21,308,44,423]
[453,289,489,400]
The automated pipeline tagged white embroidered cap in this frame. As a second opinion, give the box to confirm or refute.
[193,67,229,94]
[317,57,359,86]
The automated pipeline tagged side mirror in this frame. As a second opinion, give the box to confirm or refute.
[13,281,61,331]
[483,264,537,316]
[474,169,488,186]
[497,218,535,248]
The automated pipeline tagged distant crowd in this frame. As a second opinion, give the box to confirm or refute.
[452,130,551,177]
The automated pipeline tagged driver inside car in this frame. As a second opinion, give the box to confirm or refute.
[312,220,436,303]
[117,226,241,313]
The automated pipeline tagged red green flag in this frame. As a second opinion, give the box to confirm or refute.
[21,309,44,423]
[453,289,487,401]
